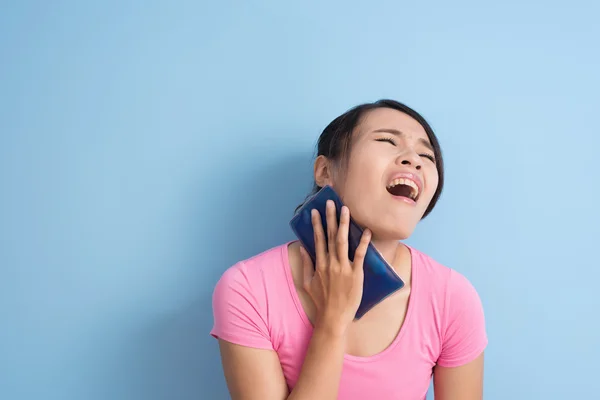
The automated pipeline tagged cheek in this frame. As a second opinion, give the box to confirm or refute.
[338,160,376,189]
[424,169,439,198]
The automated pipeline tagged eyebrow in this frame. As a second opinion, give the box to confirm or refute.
[372,128,434,152]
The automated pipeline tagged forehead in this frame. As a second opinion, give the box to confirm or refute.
[355,107,429,141]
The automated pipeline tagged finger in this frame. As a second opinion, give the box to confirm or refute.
[325,200,338,258]
[311,209,327,270]
[299,246,314,292]
[352,228,372,273]
[336,206,350,261]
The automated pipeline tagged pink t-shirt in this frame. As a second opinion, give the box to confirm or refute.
[210,242,487,400]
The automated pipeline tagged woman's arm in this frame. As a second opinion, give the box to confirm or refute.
[433,352,485,400]
[218,341,289,400]
[432,264,487,400]
[218,325,347,400]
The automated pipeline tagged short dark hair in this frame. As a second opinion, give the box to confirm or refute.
[296,99,444,219]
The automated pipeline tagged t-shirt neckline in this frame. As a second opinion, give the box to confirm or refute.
[281,240,418,363]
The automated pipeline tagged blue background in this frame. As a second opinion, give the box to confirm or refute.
[1,1,599,399]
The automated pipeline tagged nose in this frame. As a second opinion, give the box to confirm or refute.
[396,151,422,170]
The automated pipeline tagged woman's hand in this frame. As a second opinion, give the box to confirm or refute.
[299,200,371,337]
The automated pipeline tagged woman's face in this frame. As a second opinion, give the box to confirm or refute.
[315,107,440,240]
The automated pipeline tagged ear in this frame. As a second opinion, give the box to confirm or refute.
[314,155,333,187]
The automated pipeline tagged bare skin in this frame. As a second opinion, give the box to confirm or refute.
[217,108,485,399]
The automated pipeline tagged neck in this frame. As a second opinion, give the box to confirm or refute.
[370,238,403,264]
[370,237,412,279]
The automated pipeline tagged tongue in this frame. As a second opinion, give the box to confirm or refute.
[387,184,413,199]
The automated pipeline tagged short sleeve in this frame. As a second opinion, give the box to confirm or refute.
[210,263,274,350]
[436,270,488,367]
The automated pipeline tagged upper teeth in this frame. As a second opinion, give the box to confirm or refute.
[387,178,419,199]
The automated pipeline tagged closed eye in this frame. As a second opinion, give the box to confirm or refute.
[420,153,436,162]
[376,137,436,163]
[375,137,396,145]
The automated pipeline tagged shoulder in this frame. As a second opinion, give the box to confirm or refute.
[210,242,292,349]
[410,246,483,305]
[213,242,290,295]
[410,246,488,367]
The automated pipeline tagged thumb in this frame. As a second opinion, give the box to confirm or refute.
[299,246,314,292]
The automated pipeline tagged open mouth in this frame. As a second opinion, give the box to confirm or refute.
[386,178,420,202]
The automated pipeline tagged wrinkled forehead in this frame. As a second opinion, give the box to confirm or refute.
[354,107,430,142]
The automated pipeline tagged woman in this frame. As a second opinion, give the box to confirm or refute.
[210,99,488,399]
